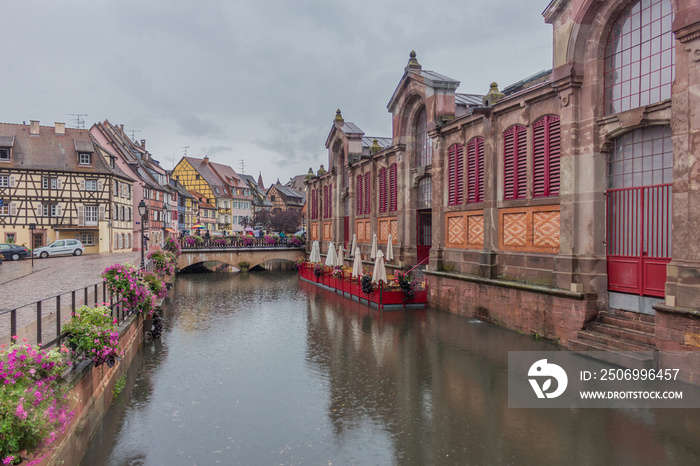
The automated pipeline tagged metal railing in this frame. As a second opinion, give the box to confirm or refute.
[180,236,305,250]
[0,281,136,350]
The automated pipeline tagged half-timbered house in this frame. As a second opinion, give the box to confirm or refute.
[0,120,134,253]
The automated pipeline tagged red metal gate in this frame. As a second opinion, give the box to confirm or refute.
[606,184,672,297]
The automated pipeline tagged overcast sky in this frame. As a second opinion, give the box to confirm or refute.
[1,0,552,185]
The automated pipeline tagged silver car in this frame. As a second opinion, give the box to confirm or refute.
[33,239,85,258]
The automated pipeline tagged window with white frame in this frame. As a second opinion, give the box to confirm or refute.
[0,205,8,216]
[50,205,59,217]
[0,148,10,161]
[85,179,97,191]
[81,233,95,245]
[78,153,91,165]
[85,206,98,225]
[0,175,8,187]
[5,233,15,243]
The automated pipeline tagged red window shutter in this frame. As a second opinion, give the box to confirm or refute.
[447,144,464,206]
[356,175,363,215]
[533,115,560,197]
[467,137,484,203]
[364,172,370,215]
[391,169,396,212]
[504,125,527,200]
[322,186,327,218]
[329,184,333,217]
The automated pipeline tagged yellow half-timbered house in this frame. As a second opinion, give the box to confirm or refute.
[0,121,134,253]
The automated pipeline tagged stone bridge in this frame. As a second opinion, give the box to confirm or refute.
[178,246,305,271]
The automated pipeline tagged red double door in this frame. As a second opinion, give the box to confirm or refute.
[606,184,671,297]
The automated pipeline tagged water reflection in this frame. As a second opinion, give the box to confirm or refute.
[82,272,700,465]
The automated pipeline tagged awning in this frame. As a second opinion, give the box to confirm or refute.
[166,228,175,233]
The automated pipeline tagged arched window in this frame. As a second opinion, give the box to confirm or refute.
[417,177,432,209]
[533,116,561,197]
[327,184,333,218]
[604,0,675,115]
[466,137,485,203]
[323,185,328,218]
[503,125,527,200]
[356,175,363,215]
[389,164,398,212]
[447,144,464,206]
[415,108,432,167]
[378,167,387,213]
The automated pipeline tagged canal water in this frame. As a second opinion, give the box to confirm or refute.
[82,271,700,465]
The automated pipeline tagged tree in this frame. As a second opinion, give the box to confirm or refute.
[269,209,302,233]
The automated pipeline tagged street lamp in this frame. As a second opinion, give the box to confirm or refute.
[138,199,148,270]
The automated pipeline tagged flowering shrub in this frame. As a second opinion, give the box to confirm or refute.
[62,305,120,368]
[148,250,175,277]
[264,235,278,246]
[184,237,197,247]
[101,263,156,315]
[394,271,415,301]
[313,263,324,278]
[142,272,167,299]
[360,271,374,296]
[242,237,254,247]
[331,266,343,278]
[0,340,73,465]
[293,258,304,270]
[212,237,228,246]
[290,236,304,247]
[163,237,181,257]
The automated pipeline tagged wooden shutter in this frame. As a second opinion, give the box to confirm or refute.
[80,179,85,191]
[35,205,42,218]
[10,202,17,215]
[378,168,387,213]
[356,175,363,215]
[364,172,370,215]
[57,178,63,189]
[99,204,105,221]
[329,184,332,218]
[9,176,15,187]
[504,125,527,200]
[56,204,62,217]
[389,164,397,212]
[448,144,464,205]
[77,204,84,226]
[467,137,484,203]
[533,115,560,197]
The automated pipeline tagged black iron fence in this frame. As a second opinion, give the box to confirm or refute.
[180,236,305,250]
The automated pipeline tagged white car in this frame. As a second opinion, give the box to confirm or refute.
[33,239,85,258]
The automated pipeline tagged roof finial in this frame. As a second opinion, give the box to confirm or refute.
[370,139,381,154]
[406,50,421,70]
[482,82,505,107]
[334,109,344,124]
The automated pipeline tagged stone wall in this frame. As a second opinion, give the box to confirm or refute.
[37,313,144,466]
[425,271,597,346]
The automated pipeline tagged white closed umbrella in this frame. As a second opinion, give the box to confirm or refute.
[352,247,362,278]
[371,250,387,284]
[337,245,345,268]
[310,240,321,263]
[325,241,337,267]
[350,234,357,257]
[386,234,394,262]
[371,233,378,259]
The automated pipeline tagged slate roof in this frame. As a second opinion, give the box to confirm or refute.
[361,137,392,149]
[184,156,231,197]
[271,183,305,207]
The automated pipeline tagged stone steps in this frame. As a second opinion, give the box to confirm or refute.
[568,310,658,370]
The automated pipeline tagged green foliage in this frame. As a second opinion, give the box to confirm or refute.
[63,305,120,367]
[113,374,126,397]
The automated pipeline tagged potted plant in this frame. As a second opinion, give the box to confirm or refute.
[62,305,121,368]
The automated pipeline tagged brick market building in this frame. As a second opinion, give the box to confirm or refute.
[305,0,700,367]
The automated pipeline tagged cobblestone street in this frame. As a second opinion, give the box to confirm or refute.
[0,251,141,344]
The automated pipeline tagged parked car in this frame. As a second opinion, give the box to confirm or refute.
[33,239,85,258]
[0,243,30,261]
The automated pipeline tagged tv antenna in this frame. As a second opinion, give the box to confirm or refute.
[181,146,189,156]
[65,113,88,129]
[239,159,245,174]
[129,129,142,141]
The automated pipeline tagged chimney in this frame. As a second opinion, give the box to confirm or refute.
[119,124,124,134]
[54,122,66,135]
[30,120,40,135]
[141,139,146,149]
[203,156,209,164]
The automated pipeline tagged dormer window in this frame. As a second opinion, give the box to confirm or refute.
[79,153,91,165]
[0,148,9,161]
